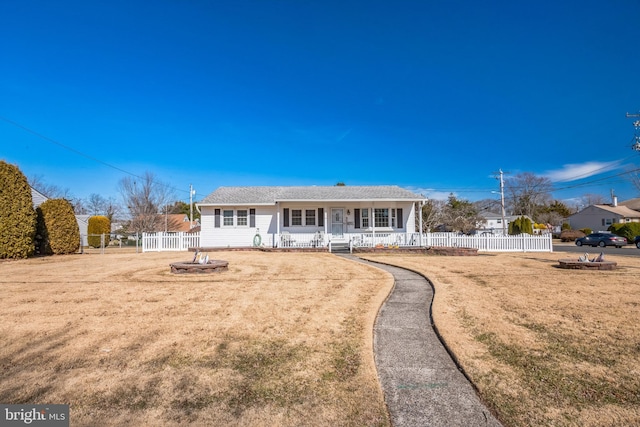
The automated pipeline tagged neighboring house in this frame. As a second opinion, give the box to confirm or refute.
[619,197,640,211]
[76,214,90,247]
[156,214,199,233]
[477,212,535,235]
[567,203,640,232]
[31,187,48,208]
[30,186,91,246]
[197,186,426,248]
[477,212,508,234]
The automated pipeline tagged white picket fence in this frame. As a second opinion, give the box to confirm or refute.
[420,232,553,252]
[142,232,201,252]
[142,231,553,253]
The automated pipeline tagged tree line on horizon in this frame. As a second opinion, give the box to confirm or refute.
[6,158,639,253]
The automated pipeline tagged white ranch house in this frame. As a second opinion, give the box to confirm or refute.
[142,185,554,253]
[197,186,425,249]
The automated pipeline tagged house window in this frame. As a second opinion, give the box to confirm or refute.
[223,210,234,226]
[361,208,369,228]
[391,209,396,227]
[305,209,316,226]
[375,208,389,228]
[605,218,612,226]
[292,209,302,226]
[237,210,248,226]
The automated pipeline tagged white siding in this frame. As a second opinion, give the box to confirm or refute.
[200,201,418,248]
[200,206,276,247]
[568,206,623,232]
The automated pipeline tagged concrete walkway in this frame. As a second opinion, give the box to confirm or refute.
[340,254,502,427]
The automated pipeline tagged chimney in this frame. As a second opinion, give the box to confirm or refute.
[613,196,618,207]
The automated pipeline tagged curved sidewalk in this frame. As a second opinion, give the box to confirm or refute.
[341,254,502,427]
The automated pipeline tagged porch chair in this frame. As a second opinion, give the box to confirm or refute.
[313,231,325,247]
[280,231,292,247]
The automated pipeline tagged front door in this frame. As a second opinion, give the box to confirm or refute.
[331,208,344,237]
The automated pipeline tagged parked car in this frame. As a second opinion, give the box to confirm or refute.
[634,236,640,249]
[575,233,627,248]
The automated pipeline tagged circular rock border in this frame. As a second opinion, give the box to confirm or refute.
[558,259,617,270]
[170,260,229,274]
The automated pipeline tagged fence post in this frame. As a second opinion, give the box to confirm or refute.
[101,234,105,255]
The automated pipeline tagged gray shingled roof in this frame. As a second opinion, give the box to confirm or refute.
[199,186,424,206]
[590,204,640,217]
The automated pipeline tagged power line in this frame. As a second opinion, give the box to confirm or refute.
[0,115,191,196]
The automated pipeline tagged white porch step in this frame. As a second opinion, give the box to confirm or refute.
[330,241,350,254]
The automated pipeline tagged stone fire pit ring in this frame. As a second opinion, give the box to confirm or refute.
[558,259,617,270]
[170,260,229,274]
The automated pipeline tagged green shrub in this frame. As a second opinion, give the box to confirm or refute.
[0,161,36,258]
[611,223,640,242]
[36,199,80,255]
[561,223,571,231]
[509,216,533,235]
[560,229,585,242]
[88,215,111,248]
[579,228,592,235]
[607,223,625,234]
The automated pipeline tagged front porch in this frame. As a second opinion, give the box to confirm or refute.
[142,231,553,253]
[275,231,421,251]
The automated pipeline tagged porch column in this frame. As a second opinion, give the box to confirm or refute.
[276,206,281,248]
[324,209,328,239]
[372,205,375,244]
[418,201,423,247]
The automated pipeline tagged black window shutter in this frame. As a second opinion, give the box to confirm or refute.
[318,208,324,227]
[214,209,221,228]
[397,208,403,228]
[354,209,360,229]
[283,208,289,227]
[250,208,256,227]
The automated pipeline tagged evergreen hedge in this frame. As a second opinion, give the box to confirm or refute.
[608,223,640,242]
[0,161,36,259]
[88,215,111,248]
[36,199,80,255]
[508,216,533,235]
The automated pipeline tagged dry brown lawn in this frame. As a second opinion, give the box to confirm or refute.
[360,251,640,427]
[4,249,640,427]
[0,251,393,426]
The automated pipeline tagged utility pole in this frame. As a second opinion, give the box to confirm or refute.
[499,169,507,235]
[189,184,195,229]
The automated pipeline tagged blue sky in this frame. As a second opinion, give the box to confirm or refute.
[2,0,640,207]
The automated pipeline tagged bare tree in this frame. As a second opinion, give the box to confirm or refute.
[419,199,445,232]
[28,174,72,199]
[580,193,606,206]
[28,174,86,213]
[118,172,174,233]
[85,193,122,221]
[440,194,485,234]
[86,193,106,216]
[504,172,553,220]
[104,197,122,222]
